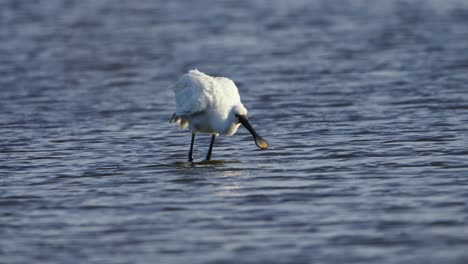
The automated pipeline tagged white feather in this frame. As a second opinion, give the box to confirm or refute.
[169,69,247,135]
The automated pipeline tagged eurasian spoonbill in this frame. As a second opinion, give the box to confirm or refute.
[169,69,269,161]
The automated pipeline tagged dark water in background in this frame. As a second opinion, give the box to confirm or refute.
[2,0,468,263]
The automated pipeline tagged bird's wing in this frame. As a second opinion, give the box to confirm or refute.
[170,71,213,117]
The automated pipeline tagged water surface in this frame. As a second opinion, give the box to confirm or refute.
[2,0,468,263]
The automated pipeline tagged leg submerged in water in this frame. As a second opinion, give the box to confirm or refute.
[205,134,216,161]
[188,133,195,162]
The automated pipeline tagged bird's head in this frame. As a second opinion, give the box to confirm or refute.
[232,104,247,118]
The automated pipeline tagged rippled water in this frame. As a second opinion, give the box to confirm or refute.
[2,0,468,263]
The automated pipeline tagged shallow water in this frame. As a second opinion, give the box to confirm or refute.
[2,0,468,263]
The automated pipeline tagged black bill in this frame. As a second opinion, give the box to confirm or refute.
[237,115,269,149]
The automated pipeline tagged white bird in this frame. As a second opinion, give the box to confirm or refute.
[169,69,269,161]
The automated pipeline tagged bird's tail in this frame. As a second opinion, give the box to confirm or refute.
[169,113,189,129]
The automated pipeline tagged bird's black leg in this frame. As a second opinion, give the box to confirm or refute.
[205,134,216,161]
[188,133,195,162]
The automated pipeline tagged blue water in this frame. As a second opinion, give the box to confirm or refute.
[2,0,468,263]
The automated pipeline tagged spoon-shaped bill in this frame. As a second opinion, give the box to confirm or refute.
[237,115,269,149]
[253,136,269,149]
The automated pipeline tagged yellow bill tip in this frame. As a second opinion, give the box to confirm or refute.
[255,138,269,150]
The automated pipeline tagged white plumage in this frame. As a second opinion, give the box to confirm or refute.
[169,69,268,161]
